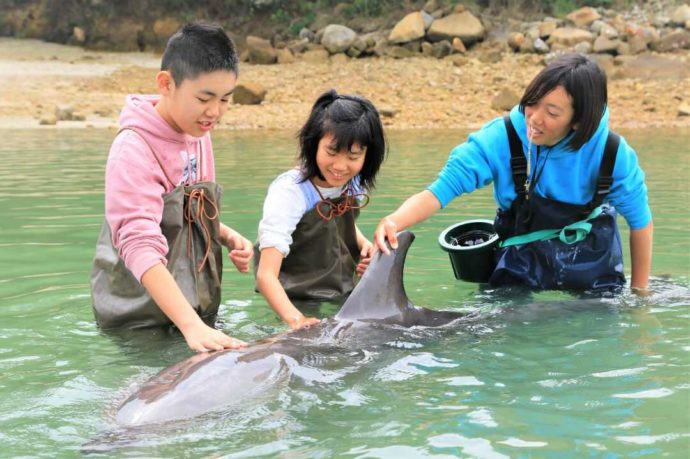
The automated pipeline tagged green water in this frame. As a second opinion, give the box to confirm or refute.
[0,128,688,458]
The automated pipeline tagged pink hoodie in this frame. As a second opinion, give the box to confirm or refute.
[105,94,216,282]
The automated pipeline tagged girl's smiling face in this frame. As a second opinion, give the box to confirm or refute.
[312,133,367,188]
[524,85,576,146]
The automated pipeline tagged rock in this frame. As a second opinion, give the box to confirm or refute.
[593,35,619,54]
[538,20,558,39]
[573,41,593,54]
[671,4,690,26]
[55,104,74,121]
[652,29,690,52]
[451,37,466,53]
[508,32,525,51]
[330,53,349,65]
[627,34,648,54]
[566,6,601,28]
[423,0,438,13]
[301,48,330,63]
[388,12,426,44]
[321,24,357,54]
[426,11,485,46]
[421,41,433,56]
[287,37,309,54]
[71,26,86,44]
[678,103,690,116]
[491,88,520,111]
[421,10,434,31]
[298,27,315,42]
[246,35,277,65]
[39,115,58,125]
[533,38,550,54]
[548,27,595,47]
[386,46,416,59]
[233,81,267,105]
[377,106,398,118]
[277,48,294,64]
[431,40,452,59]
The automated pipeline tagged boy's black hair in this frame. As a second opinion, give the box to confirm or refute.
[161,22,239,85]
[297,89,387,191]
[519,53,607,151]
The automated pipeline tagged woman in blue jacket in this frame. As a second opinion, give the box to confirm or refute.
[374,53,652,292]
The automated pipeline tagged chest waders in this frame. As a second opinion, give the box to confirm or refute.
[90,129,224,329]
[488,117,625,291]
[255,191,361,304]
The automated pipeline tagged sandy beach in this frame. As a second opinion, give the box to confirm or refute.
[1,37,689,131]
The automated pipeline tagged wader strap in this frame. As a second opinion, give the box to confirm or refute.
[116,128,205,188]
[500,205,604,247]
[503,116,527,197]
[589,131,620,210]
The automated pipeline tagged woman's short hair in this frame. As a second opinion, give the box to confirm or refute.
[298,89,387,191]
[519,53,608,150]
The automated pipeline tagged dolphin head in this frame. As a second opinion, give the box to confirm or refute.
[335,231,462,327]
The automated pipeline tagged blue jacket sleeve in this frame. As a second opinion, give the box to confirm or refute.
[607,136,652,230]
[427,119,504,208]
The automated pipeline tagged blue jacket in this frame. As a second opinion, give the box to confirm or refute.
[428,106,651,230]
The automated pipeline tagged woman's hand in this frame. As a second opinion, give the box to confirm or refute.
[356,239,375,276]
[373,216,399,255]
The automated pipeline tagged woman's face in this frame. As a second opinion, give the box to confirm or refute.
[312,133,366,188]
[524,85,576,147]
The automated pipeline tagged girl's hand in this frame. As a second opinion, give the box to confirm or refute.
[224,230,254,273]
[181,322,247,353]
[287,314,321,330]
[356,240,375,276]
[373,216,398,255]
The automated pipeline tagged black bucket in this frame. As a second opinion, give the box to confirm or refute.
[438,219,499,283]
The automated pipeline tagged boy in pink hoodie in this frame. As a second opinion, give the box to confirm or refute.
[91,23,252,352]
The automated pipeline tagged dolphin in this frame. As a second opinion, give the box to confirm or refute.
[114,231,465,426]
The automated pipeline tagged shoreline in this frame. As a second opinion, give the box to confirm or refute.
[1,38,689,131]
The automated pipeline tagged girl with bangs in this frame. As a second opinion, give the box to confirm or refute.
[255,89,387,330]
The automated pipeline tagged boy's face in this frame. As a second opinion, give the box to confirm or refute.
[156,70,237,137]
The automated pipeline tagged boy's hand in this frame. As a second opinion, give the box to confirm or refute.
[373,217,398,255]
[224,231,253,273]
[356,240,375,277]
[287,314,321,330]
[181,322,247,353]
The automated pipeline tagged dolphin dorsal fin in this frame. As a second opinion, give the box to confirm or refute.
[335,231,415,322]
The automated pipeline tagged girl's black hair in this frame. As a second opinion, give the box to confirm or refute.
[519,53,608,151]
[297,89,387,191]
[161,22,239,85]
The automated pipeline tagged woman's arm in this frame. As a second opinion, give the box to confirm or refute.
[373,190,442,254]
[141,263,246,352]
[256,247,321,329]
[630,220,653,291]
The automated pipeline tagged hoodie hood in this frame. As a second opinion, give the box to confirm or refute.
[508,104,610,158]
[118,95,200,145]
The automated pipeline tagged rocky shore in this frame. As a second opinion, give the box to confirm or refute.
[0,3,689,131]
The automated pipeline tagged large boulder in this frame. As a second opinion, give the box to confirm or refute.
[246,35,277,64]
[671,4,690,26]
[548,27,595,47]
[321,24,357,54]
[388,11,426,44]
[566,6,601,28]
[426,11,485,45]
[651,28,690,52]
[233,81,267,105]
